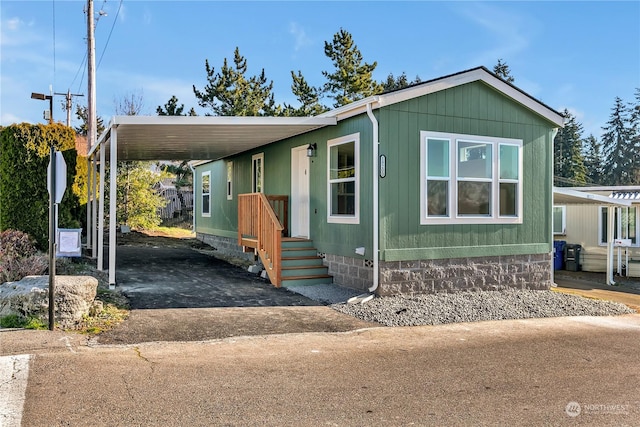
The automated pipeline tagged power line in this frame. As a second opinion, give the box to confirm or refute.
[97,0,123,69]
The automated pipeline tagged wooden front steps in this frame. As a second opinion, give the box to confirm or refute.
[280,238,333,287]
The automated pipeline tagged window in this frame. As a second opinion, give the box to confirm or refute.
[599,206,638,246]
[327,133,359,224]
[252,153,263,193]
[201,171,211,217]
[420,131,523,224]
[226,161,233,200]
[553,206,566,235]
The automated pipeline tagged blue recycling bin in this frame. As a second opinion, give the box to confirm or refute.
[553,240,566,270]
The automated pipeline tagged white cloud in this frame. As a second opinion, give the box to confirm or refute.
[456,3,535,67]
[289,22,312,52]
[0,16,42,47]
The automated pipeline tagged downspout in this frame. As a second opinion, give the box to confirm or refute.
[366,101,380,293]
[189,163,197,233]
[550,128,559,286]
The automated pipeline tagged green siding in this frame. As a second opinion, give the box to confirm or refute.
[379,80,555,261]
[195,79,557,263]
[195,114,374,259]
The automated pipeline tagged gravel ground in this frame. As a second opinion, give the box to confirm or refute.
[330,289,635,327]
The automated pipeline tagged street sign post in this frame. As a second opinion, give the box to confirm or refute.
[46,149,66,330]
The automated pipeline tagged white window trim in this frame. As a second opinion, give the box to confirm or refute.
[598,205,640,247]
[553,205,566,235]
[327,133,360,224]
[226,161,233,200]
[420,130,523,225]
[201,171,211,218]
[251,153,264,193]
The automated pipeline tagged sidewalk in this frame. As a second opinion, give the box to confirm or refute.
[553,270,640,312]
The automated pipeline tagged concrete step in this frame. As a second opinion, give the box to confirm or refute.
[280,274,334,287]
[281,265,329,278]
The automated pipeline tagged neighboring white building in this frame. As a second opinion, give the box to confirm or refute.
[554,186,640,277]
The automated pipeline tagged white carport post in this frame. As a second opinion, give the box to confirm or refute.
[607,205,616,285]
[86,155,92,253]
[108,128,117,289]
[97,142,106,270]
[91,155,98,258]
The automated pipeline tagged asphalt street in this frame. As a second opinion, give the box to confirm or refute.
[4,314,640,426]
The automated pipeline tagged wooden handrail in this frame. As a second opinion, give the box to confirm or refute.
[238,193,286,287]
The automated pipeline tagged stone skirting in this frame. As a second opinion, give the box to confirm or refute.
[377,253,552,296]
[196,233,255,263]
[323,253,373,292]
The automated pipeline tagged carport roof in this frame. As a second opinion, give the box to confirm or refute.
[553,187,631,206]
[88,115,337,161]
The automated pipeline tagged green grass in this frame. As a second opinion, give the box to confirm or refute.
[0,314,47,330]
[150,226,195,238]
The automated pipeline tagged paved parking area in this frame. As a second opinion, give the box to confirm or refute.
[95,244,375,345]
[114,245,319,309]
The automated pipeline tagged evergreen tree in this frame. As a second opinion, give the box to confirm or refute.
[74,105,105,136]
[322,28,383,107]
[630,89,640,182]
[602,96,636,185]
[381,72,422,91]
[283,70,327,117]
[493,59,515,83]
[157,95,197,116]
[193,47,279,116]
[583,134,604,184]
[553,109,587,186]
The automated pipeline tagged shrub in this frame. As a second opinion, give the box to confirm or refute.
[0,230,48,283]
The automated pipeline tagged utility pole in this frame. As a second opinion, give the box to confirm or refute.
[55,90,84,127]
[87,0,97,151]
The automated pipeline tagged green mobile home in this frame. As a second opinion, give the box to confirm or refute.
[193,67,565,295]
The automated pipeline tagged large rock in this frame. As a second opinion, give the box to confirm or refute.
[0,275,98,328]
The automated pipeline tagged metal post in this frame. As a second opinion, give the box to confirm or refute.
[48,146,56,330]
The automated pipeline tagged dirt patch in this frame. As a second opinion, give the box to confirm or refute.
[116,229,209,250]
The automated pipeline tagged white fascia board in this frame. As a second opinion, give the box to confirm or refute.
[553,187,631,206]
[320,68,565,128]
[109,115,336,127]
[88,121,113,157]
[563,185,640,192]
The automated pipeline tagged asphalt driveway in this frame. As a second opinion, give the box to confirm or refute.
[113,245,316,309]
[96,243,375,345]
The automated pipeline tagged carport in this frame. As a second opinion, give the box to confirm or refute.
[553,186,631,285]
[86,115,336,288]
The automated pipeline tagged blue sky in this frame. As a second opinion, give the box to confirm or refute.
[1,1,639,139]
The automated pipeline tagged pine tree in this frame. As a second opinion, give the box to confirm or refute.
[283,70,327,117]
[553,109,587,186]
[74,105,105,136]
[322,28,383,107]
[602,97,636,185]
[157,95,197,116]
[381,72,422,91]
[583,134,604,184]
[630,89,640,182]
[193,47,279,116]
[493,59,515,83]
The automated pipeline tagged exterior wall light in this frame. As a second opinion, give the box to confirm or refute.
[307,143,317,158]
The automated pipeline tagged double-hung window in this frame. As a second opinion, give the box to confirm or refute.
[420,131,523,224]
[327,133,359,224]
[599,206,638,246]
[201,171,211,217]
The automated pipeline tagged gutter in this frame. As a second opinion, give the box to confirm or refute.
[366,101,380,293]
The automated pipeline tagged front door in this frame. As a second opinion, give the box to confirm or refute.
[291,146,310,238]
